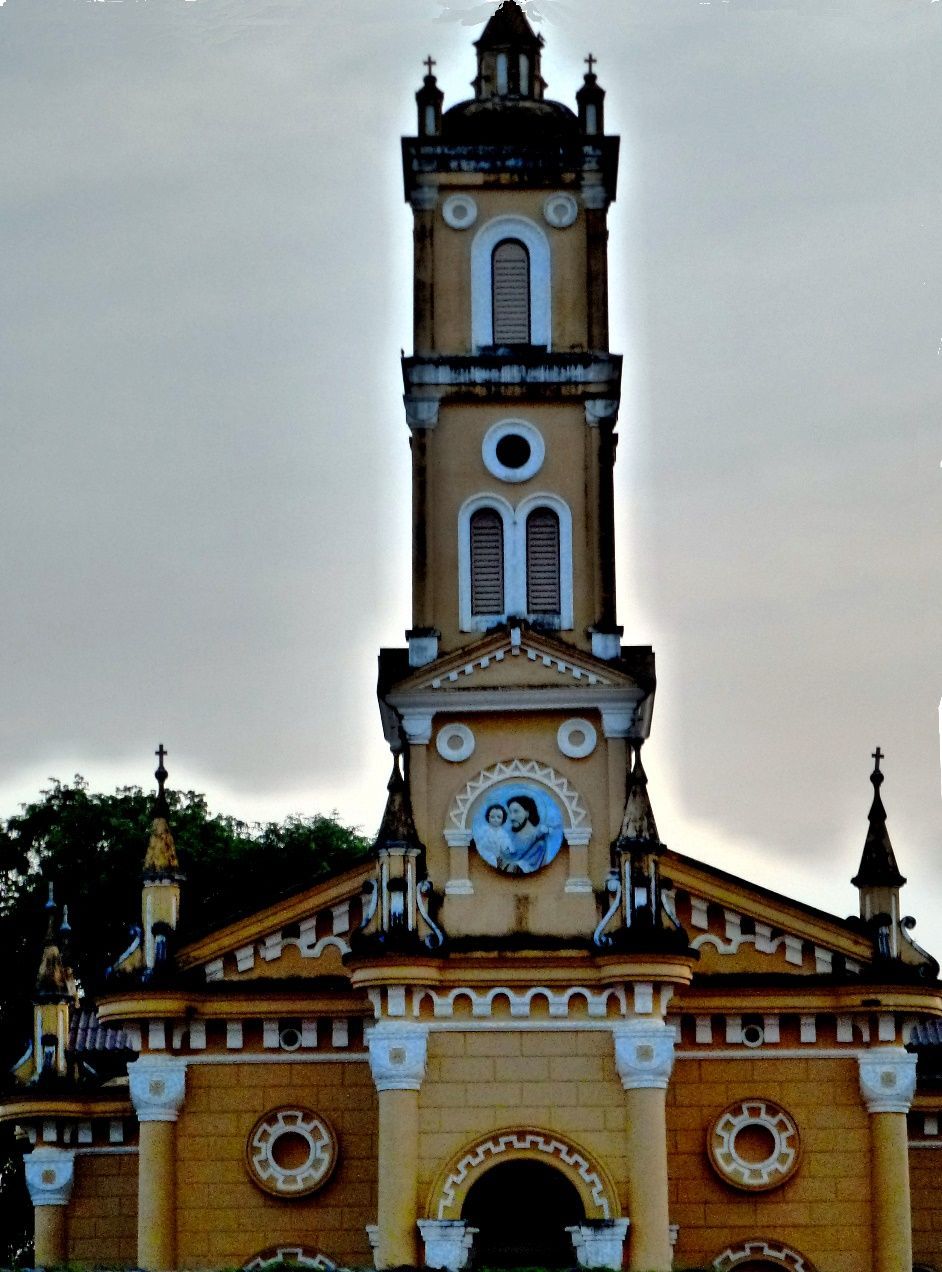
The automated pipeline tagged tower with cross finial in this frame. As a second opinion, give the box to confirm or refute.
[140,743,184,972]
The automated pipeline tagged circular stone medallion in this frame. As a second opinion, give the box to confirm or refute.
[543,192,578,229]
[557,718,597,759]
[707,1098,800,1192]
[245,1107,338,1198]
[442,195,478,230]
[436,723,476,763]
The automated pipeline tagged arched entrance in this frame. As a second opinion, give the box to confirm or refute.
[462,1159,584,1267]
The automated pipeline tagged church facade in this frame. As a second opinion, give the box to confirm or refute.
[4,6,942,1272]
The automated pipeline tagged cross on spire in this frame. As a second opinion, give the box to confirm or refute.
[872,746,884,772]
[155,743,169,806]
[424,55,436,77]
[585,52,597,75]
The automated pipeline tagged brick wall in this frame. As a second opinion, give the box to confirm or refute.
[911,1144,942,1269]
[68,1151,138,1266]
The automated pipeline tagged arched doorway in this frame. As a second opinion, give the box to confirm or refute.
[462,1159,584,1267]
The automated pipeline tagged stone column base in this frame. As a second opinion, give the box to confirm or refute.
[418,1219,477,1271]
[567,1219,631,1269]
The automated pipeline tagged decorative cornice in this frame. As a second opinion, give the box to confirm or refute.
[403,395,440,429]
[128,1056,187,1122]
[24,1147,75,1207]
[858,1047,917,1114]
[612,1019,676,1090]
[366,1021,429,1092]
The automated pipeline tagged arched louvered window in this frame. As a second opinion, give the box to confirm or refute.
[491,240,531,345]
[526,507,561,614]
[470,508,505,615]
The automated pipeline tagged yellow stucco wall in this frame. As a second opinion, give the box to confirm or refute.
[911,1144,942,1269]
[668,1056,873,1272]
[418,1030,629,1215]
[68,1152,138,1266]
[175,1061,376,1270]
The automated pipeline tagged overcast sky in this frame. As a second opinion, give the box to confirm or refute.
[2,0,940,943]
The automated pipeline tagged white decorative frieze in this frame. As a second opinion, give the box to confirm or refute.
[418,1219,477,1271]
[24,1147,75,1207]
[128,1056,187,1123]
[567,1219,630,1269]
[858,1048,917,1114]
[367,1022,428,1092]
[412,985,627,1022]
[612,1020,675,1090]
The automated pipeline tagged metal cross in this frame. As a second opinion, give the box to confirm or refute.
[585,53,597,74]
[872,746,884,771]
[424,55,436,76]
[155,743,168,792]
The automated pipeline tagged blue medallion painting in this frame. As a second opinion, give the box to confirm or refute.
[470,781,565,875]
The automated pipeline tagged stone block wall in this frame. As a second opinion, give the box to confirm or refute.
[68,1151,138,1266]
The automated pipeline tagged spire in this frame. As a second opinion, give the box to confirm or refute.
[416,55,444,138]
[852,747,906,890]
[613,743,661,852]
[474,1,545,101]
[35,884,69,1001]
[143,743,181,880]
[576,52,605,136]
[373,753,422,854]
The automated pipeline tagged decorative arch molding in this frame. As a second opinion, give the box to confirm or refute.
[243,1247,340,1272]
[444,758,591,847]
[471,215,552,350]
[428,1127,618,1222]
[713,1238,817,1272]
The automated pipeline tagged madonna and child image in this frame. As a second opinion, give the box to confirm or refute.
[471,781,565,874]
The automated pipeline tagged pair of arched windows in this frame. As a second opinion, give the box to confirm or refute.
[461,497,572,631]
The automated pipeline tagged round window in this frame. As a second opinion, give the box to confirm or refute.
[482,420,545,483]
[707,1099,801,1192]
[245,1107,338,1198]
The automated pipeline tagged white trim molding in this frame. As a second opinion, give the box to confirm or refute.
[366,1021,429,1092]
[128,1055,187,1122]
[24,1146,75,1207]
[858,1047,918,1114]
[471,215,551,351]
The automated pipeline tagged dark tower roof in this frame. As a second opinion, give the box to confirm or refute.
[475,1,543,50]
[852,747,906,890]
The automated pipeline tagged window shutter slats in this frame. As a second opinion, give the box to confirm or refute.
[470,509,504,615]
[492,240,530,344]
[526,509,561,614]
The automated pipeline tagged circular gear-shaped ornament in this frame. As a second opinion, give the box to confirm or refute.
[245,1107,338,1198]
[707,1098,801,1192]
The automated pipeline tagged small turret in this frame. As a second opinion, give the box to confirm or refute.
[576,53,605,136]
[851,748,937,974]
[416,56,444,138]
[354,753,443,952]
[473,1,545,102]
[33,885,70,1080]
[594,744,686,951]
[141,744,184,974]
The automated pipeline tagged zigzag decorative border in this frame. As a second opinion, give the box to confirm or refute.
[713,1238,813,1271]
[446,759,590,833]
[436,1130,612,1220]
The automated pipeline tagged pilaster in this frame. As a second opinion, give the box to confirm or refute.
[858,1047,917,1272]
[368,1022,429,1268]
[129,1055,187,1272]
[25,1147,75,1268]
[613,1020,674,1272]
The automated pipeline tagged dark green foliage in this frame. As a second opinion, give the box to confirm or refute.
[0,777,369,1269]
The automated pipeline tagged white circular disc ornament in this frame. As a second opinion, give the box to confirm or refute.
[543,193,578,229]
[707,1099,801,1192]
[557,718,597,759]
[442,195,478,230]
[436,724,475,763]
[482,420,545,484]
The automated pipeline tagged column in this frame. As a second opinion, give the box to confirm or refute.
[367,1021,429,1270]
[613,1019,675,1272]
[25,1146,75,1268]
[858,1047,918,1272]
[129,1055,187,1272]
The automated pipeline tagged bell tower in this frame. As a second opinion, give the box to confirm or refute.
[377,1,660,940]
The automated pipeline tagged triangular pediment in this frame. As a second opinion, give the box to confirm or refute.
[176,861,372,984]
[392,630,646,696]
